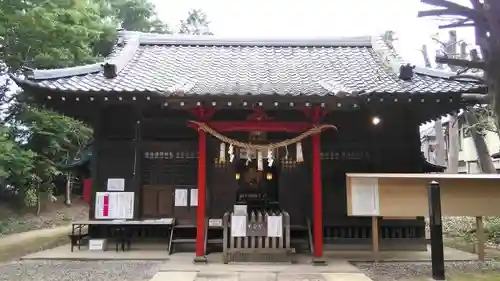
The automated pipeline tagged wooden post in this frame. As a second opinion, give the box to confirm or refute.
[372,216,379,261]
[428,180,445,280]
[194,129,207,263]
[133,119,142,219]
[476,216,485,262]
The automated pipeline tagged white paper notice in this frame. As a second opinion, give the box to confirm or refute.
[107,178,125,191]
[351,178,380,216]
[234,205,247,216]
[175,189,188,207]
[267,216,283,237]
[95,192,134,219]
[231,215,247,237]
[190,189,198,206]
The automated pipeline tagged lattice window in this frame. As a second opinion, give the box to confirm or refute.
[142,149,198,186]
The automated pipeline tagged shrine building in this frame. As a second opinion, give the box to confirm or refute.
[12,31,487,262]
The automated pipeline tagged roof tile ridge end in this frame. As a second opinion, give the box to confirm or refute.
[25,63,103,81]
[370,35,408,77]
[102,34,140,79]
[371,35,456,79]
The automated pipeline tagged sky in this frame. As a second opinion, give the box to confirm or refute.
[151,0,476,67]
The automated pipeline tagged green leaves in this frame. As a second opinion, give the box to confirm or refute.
[0,0,213,206]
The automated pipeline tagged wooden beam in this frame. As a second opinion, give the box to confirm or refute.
[188,120,314,133]
[372,216,380,261]
[435,55,486,69]
[476,216,485,262]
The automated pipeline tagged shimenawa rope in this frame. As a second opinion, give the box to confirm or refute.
[190,121,336,150]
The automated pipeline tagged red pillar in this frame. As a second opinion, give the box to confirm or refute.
[312,133,324,262]
[195,129,207,261]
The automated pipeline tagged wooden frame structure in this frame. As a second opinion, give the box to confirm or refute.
[346,173,500,261]
[11,32,488,263]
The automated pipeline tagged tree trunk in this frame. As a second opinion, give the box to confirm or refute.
[434,120,447,167]
[65,172,72,206]
[422,43,447,167]
[464,110,496,173]
[447,117,459,173]
[446,31,460,173]
[471,0,500,156]
[36,181,41,215]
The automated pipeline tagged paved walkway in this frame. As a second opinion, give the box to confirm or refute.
[151,254,372,281]
[0,225,71,249]
[150,272,372,281]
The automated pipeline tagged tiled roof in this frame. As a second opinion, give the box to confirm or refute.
[13,31,486,97]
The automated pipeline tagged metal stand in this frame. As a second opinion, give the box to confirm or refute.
[428,181,445,280]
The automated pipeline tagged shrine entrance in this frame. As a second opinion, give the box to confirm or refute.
[235,158,279,213]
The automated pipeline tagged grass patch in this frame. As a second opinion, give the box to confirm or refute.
[0,232,69,263]
[444,236,500,260]
[405,270,500,281]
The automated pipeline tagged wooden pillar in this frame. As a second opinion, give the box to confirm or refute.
[372,216,379,261]
[476,216,485,262]
[428,180,445,280]
[89,108,101,220]
[194,126,208,262]
[132,119,142,219]
[311,106,325,265]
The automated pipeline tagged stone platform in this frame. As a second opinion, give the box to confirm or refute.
[21,244,479,262]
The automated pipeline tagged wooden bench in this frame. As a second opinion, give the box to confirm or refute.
[69,223,90,252]
[71,218,175,252]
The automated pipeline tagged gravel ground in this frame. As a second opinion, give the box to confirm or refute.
[354,261,500,281]
[0,260,163,281]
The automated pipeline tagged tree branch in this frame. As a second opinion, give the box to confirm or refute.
[439,19,475,29]
[419,0,484,22]
[435,55,485,69]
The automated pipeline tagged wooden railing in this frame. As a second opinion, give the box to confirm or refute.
[222,210,291,263]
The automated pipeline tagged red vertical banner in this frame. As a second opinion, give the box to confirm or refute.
[82,178,92,204]
[103,194,109,217]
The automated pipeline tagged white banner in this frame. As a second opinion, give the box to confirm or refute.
[95,192,134,219]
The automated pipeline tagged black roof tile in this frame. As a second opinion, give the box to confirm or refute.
[13,32,486,96]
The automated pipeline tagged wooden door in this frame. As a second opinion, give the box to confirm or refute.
[142,185,174,218]
[141,140,198,222]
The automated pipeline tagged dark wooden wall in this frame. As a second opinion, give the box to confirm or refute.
[90,105,423,224]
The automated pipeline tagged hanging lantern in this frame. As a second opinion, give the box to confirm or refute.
[219,142,226,163]
[296,142,304,163]
[257,150,263,171]
[266,172,273,180]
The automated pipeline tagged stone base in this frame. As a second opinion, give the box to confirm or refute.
[193,255,208,264]
[311,257,327,266]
